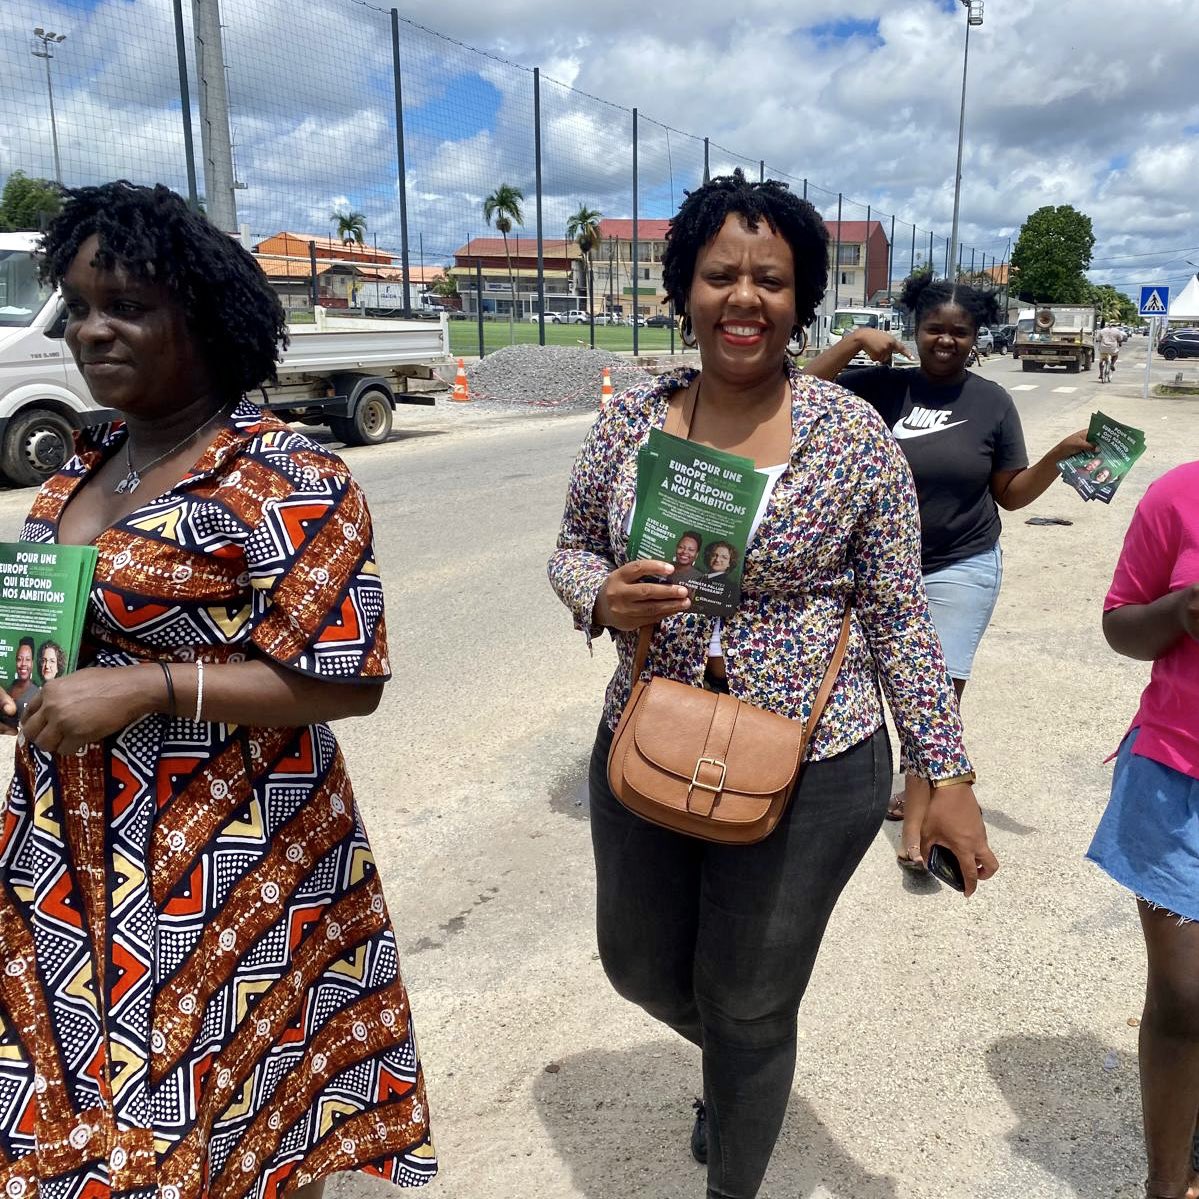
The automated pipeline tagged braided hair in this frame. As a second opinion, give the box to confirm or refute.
[900,272,1001,335]
[662,169,828,329]
[39,180,288,398]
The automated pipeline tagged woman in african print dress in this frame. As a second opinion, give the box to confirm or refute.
[0,183,434,1199]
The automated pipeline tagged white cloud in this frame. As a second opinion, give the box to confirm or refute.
[2,0,1196,297]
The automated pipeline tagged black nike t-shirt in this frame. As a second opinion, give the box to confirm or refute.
[838,365,1028,573]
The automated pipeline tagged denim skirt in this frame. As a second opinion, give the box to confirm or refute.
[922,542,1004,681]
[1087,728,1199,923]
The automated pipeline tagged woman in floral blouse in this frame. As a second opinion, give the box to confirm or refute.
[549,170,998,1199]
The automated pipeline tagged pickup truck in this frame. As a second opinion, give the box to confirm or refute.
[0,233,448,487]
[1012,304,1096,373]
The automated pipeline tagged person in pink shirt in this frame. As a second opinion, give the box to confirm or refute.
[1088,459,1199,1199]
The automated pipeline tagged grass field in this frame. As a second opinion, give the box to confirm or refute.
[447,321,684,358]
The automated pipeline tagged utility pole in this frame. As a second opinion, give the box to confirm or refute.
[192,0,238,231]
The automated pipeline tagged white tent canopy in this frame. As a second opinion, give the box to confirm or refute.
[1168,273,1199,321]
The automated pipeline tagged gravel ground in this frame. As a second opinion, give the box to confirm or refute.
[436,345,653,410]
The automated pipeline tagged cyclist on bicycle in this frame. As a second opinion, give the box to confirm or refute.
[1096,323,1126,378]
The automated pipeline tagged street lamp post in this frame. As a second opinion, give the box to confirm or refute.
[31,28,67,184]
[947,0,983,281]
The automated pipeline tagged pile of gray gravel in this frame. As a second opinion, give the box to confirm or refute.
[462,345,653,409]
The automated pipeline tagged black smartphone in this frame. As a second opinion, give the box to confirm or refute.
[926,844,966,892]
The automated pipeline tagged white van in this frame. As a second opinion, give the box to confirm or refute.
[0,232,110,486]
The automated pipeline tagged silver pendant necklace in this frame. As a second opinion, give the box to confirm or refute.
[114,407,229,496]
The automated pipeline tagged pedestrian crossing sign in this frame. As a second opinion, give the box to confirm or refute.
[1139,285,1170,316]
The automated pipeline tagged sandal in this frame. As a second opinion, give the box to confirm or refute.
[885,792,905,822]
[897,846,926,873]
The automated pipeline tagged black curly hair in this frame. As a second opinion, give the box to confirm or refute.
[38,180,288,397]
[661,169,828,331]
[900,272,1001,335]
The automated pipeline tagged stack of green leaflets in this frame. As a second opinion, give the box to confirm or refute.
[1057,411,1147,505]
[626,428,768,618]
[0,543,99,725]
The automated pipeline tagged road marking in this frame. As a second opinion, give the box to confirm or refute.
[1011,384,1038,391]
[1052,386,1079,394]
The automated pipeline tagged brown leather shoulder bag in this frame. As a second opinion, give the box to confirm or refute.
[606,380,852,845]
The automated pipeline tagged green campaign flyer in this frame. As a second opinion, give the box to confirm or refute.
[626,428,768,618]
[1058,411,1146,505]
[0,543,98,725]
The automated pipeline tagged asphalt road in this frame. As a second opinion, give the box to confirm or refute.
[0,342,1194,1198]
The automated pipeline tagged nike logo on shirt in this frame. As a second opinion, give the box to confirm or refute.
[892,406,968,440]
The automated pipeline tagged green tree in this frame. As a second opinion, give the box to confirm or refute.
[331,209,367,248]
[0,172,61,232]
[1010,205,1095,303]
[1089,282,1138,325]
[429,272,458,300]
[566,203,603,342]
[482,183,524,342]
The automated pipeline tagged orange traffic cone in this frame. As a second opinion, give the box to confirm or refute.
[452,358,470,402]
[600,367,614,405]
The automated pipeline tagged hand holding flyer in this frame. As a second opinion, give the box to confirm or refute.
[626,429,768,618]
[1057,411,1146,504]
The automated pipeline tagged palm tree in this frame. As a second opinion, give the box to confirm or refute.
[567,204,603,346]
[482,183,524,342]
[331,209,367,249]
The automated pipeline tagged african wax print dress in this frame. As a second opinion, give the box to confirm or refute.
[0,400,435,1199]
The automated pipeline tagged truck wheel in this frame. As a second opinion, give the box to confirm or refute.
[1021,361,1036,372]
[1,408,75,488]
[1162,346,1178,360]
[1066,361,1080,373]
[335,389,393,447]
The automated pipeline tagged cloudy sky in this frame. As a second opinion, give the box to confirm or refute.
[4,0,1198,300]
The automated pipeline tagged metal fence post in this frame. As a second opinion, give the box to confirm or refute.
[888,214,895,300]
[632,107,639,356]
[864,204,871,304]
[910,223,916,280]
[476,257,484,357]
[703,137,710,184]
[759,160,764,183]
[928,230,934,276]
[533,67,545,345]
[833,193,842,312]
[308,240,318,309]
[803,179,808,202]
[390,10,412,313]
[171,0,199,209]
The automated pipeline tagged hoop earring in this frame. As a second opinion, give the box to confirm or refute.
[679,314,697,348]
[787,324,808,357]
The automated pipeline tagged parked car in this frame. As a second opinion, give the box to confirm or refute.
[645,313,674,328]
[975,326,994,353]
[1158,328,1199,360]
[558,309,589,324]
[592,312,621,325]
[992,324,1017,353]
[625,314,647,327]
[526,311,562,324]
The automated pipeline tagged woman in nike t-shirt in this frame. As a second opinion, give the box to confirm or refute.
[806,274,1091,872]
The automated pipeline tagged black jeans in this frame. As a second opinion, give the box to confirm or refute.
[589,719,891,1199]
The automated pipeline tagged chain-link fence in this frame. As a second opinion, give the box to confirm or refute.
[2,0,1011,354]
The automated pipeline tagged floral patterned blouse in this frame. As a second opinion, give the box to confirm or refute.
[548,362,973,780]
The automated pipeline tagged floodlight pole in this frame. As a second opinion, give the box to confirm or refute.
[31,30,66,184]
[948,0,983,280]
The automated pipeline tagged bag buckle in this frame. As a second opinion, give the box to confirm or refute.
[688,756,727,800]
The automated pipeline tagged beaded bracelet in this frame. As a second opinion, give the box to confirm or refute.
[194,660,205,723]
